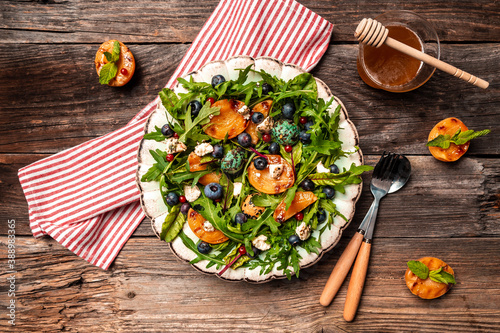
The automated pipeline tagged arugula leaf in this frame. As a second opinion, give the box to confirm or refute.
[407,260,429,279]
[99,62,118,85]
[159,88,181,119]
[308,164,373,189]
[178,231,225,265]
[283,185,298,211]
[426,128,490,149]
[251,193,284,207]
[304,200,319,228]
[141,164,162,182]
[178,102,220,143]
[429,267,456,285]
[287,73,318,100]
[301,235,321,255]
[249,210,280,239]
[144,126,166,142]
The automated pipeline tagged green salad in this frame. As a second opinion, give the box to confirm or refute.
[141,65,371,279]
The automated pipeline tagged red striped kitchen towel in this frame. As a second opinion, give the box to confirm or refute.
[18,0,334,270]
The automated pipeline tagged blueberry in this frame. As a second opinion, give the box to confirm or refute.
[166,192,179,206]
[212,144,224,159]
[261,83,273,95]
[247,246,261,259]
[329,164,340,174]
[251,112,264,124]
[161,124,175,137]
[299,130,311,144]
[317,209,327,223]
[323,186,335,199]
[268,142,280,155]
[234,213,247,224]
[211,74,226,87]
[288,234,301,246]
[204,183,223,200]
[300,179,315,191]
[237,132,252,148]
[254,157,268,170]
[304,121,314,131]
[180,202,191,215]
[197,241,211,254]
[282,102,296,119]
[188,100,202,118]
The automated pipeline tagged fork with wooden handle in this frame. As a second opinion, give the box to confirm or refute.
[355,18,489,89]
[319,153,401,314]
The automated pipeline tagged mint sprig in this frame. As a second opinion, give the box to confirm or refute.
[99,41,120,85]
[426,128,490,149]
[407,260,456,285]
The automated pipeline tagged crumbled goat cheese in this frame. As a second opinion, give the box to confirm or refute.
[233,182,243,197]
[295,221,311,241]
[194,142,214,157]
[252,235,271,251]
[165,137,187,154]
[237,105,250,116]
[255,172,261,177]
[203,221,215,233]
[269,163,284,179]
[316,161,330,173]
[183,185,201,203]
[256,117,274,134]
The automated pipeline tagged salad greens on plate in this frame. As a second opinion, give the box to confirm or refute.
[141,65,371,279]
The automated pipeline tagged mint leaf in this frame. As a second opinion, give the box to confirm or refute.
[103,51,113,62]
[429,268,456,285]
[112,41,120,62]
[407,260,429,279]
[99,62,118,85]
[427,128,490,148]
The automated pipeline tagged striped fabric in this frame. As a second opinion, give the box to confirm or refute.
[18,0,334,270]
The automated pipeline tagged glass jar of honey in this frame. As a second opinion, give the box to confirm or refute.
[357,11,440,92]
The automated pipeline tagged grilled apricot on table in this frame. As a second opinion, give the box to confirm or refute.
[428,117,469,162]
[204,99,249,139]
[187,152,221,185]
[273,191,317,223]
[187,208,228,244]
[405,257,455,299]
[95,40,135,87]
[247,155,295,194]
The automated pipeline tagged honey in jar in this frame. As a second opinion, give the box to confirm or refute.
[357,25,424,91]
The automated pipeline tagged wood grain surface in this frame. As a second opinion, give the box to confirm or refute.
[0,0,499,332]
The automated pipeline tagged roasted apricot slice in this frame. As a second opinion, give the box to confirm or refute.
[241,194,265,219]
[247,155,295,194]
[428,117,470,162]
[405,257,455,299]
[187,152,221,185]
[273,191,317,223]
[204,99,249,139]
[187,208,228,244]
[245,100,272,144]
[95,40,135,87]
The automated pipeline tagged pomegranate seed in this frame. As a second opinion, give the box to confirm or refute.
[295,212,304,220]
[299,117,307,124]
[214,198,221,203]
[262,133,271,142]
[173,133,179,139]
[238,246,247,255]
[120,68,128,75]
[166,154,174,162]
[179,196,187,203]
[207,97,215,105]
[284,145,293,153]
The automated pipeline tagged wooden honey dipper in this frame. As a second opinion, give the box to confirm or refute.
[355,18,489,89]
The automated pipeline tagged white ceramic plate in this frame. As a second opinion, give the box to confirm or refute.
[136,56,363,283]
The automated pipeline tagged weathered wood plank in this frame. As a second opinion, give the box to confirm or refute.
[2,154,499,241]
[1,0,499,43]
[1,43,498,154]
[1,236,499,332]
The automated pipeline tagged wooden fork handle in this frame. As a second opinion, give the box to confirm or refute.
[343,241,372,322]
[319,232,364,306]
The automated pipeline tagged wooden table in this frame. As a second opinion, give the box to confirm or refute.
[1,1,499,331]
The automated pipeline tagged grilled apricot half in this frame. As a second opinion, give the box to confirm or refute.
[187,152,221,186]
[204,99,249,139]
[95,40,135,87]
[245,100,272,144]
[428,117,470,162]
[187,209,228,244]
[247,155,295,194]
[405,257,455,299]
[273,191,317,223]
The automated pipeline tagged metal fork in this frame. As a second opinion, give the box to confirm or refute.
[343,152,401,321]
[320,152,401,309]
